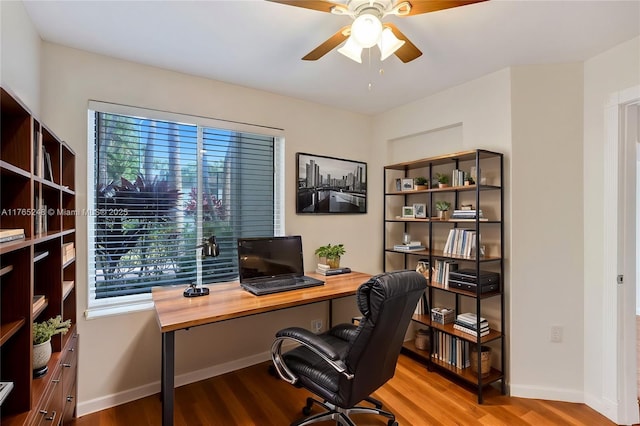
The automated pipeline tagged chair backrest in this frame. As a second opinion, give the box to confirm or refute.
[339,270,426,407]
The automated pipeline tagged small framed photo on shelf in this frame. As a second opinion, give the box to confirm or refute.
[401,178,414,191]
[395,178,402,192]
[402,206,415,218]
[413,203,427,218]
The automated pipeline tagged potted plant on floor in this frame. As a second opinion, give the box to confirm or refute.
[33,315,71,378]
[315,243,346,269]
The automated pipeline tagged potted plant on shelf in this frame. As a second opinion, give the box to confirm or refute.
[464,174,475,186]
[414,176,428,190]
[315,243,346,269]
[435,200,451,221]
[33,315,71,378]
[435,173,449,188]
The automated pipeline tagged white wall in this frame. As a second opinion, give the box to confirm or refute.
[38,43,375,414]
[509,63,585,401]
[583,36,640,417]
[0,0,41,114]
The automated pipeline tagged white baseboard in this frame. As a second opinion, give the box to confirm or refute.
[77,344,296,417]
[509,384,583,404]
[583,392,620,424]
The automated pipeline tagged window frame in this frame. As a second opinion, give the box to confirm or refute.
[86,101,285,318]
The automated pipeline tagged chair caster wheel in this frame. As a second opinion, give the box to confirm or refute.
[387,420,398,426]
[302,397,314,415]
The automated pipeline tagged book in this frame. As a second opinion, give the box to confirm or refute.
[453,324,490,337]
[32,295,46,314]
[393,244,425,251]
[315,267,351,276]
[454,319,488,331]
[0,229,25,243]
[0,382,14,407]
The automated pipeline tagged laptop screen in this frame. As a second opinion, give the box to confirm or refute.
[237,236,305,283]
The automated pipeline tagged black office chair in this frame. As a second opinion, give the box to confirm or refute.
[271,270,427,426]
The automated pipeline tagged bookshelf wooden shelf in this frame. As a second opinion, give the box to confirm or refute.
[1,87,78,425]
[0,319,26,347]
[384,149,505,404]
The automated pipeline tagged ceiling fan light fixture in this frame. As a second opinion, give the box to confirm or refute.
[350,13,383,48]
[378,27,405,61]
[337,36,363,63]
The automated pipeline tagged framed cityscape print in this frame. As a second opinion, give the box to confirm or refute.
[296,152,367,214]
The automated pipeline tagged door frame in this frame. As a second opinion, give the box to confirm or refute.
[603,85,639,424]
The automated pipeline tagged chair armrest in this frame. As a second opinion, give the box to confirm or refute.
[276,327,340,360]
[271,327,354,385]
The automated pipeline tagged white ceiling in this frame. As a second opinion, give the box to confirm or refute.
[22,0,640,115]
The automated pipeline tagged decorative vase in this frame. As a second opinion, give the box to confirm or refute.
[415,329,430,351]
[438,183,448,188]
[438,210,449,221]
[470,346,492,378]
[33,339,52,378]
[327,257,340,269]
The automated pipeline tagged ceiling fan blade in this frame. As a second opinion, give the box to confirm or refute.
[403,0,487,16]
[384,23,422,63]
[266,0,345,14]
[302,26,350,61]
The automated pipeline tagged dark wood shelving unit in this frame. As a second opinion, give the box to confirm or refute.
[383,149,505,403]
[1,87,78,425]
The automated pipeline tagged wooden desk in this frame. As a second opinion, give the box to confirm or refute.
[152,271,372,426]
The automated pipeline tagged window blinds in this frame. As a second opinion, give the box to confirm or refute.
[88,110,277,300]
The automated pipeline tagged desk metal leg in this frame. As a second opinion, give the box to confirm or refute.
[162,331,175,426]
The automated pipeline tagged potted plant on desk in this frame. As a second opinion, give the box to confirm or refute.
[315,243,346,269]
[33,315,71,378]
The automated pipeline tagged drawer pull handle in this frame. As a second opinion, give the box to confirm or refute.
[63,363,72,368]
[67,395,74,402]
[52,379,60,384]
[69,347,75,352]
[45,410,57,421]
[39,410,48,415]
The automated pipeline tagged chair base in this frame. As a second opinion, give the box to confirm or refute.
[292,396,398,426]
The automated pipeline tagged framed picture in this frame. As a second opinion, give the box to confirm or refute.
[401,178,414,191]
[413,203,427,218]
[395,178,402,192]
[296,152,367,214]
[402,206,415,218]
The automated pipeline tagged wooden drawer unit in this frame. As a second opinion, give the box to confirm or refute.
[30,368,62,426]
[60,334,77,422]
[26,333,78,426]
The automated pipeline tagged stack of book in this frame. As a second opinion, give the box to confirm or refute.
[62,242,76,265]
[0,229,25,243]
[393,241,425,251]
[450,209,486,221]
[315,263,351,276]
[453,313,490,337]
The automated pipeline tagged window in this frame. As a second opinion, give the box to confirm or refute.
[87,102,284,316]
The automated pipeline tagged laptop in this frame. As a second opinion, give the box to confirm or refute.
[237,236,324,296]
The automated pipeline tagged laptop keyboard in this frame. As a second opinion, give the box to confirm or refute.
[242,276,324,296]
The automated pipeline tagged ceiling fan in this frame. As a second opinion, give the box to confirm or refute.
[267,0,487,64]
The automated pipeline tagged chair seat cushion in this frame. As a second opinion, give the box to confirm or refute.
[283,333,351,394]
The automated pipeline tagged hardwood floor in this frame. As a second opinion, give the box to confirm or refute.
[71,354,615,426]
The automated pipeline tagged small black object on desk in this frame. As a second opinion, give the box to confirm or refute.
[183,284,210,297]
[183,235,219,298]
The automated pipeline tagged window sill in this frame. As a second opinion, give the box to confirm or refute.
[85,294,154,319]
